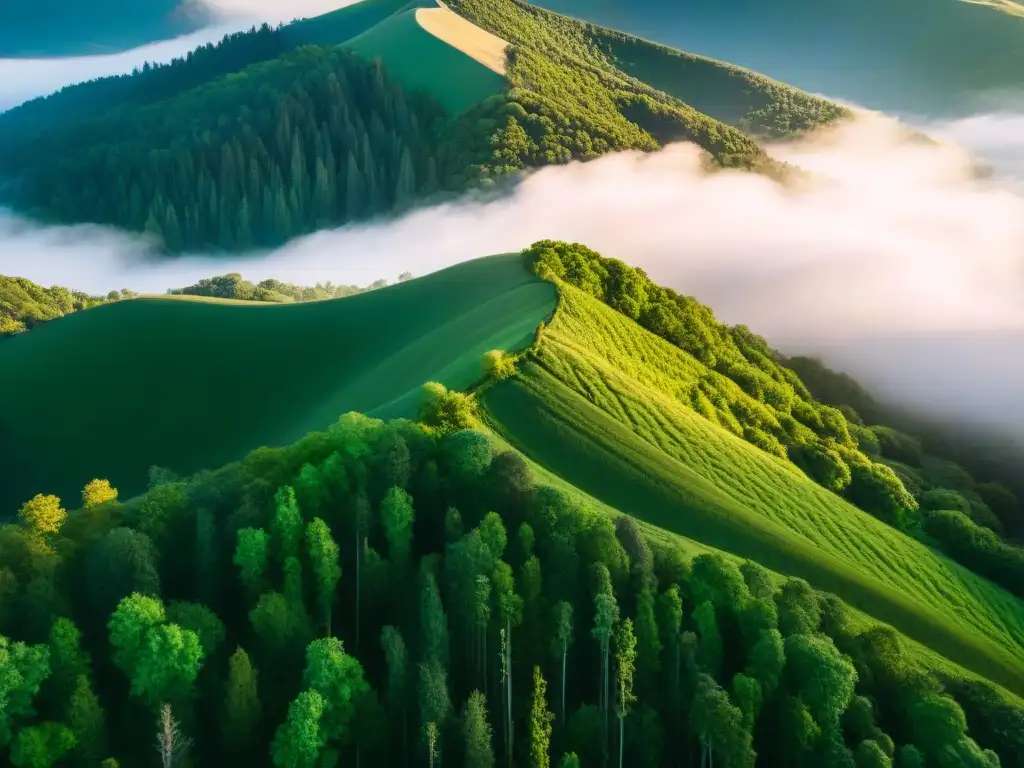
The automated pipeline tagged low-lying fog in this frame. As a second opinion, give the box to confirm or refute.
[1,106,1022,439]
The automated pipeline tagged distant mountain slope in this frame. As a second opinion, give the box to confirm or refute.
[0,0,207,57]
[0,254,555,513]
[534,0,1024,116]
[0,0,846,253]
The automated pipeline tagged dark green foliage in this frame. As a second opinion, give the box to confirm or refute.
[0,24,287,143]
[923,510,1024,599]
[3,48,449,253]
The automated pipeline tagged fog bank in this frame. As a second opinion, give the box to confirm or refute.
[2,110,1023,434]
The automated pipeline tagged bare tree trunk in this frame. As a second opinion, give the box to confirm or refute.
[355,532,362,648]
[506,618,513,768]
[156,704,192,768]
[618,714,625,768]
[561,642,567,723]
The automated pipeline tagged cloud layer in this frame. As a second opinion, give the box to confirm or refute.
[2,110,1023,434]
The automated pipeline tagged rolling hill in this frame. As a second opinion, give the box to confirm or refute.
[344,1,508,114]
[532,0,1024,116]
[481,278,1024,695]
[0,0,846,253]
[0,254,555,513]
[3,245,1024,767]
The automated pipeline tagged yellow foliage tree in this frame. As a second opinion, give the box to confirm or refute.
[482,350,517,382]
[19,493,67,536]
[82,479,119,508]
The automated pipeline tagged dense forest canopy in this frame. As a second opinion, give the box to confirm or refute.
[0,0,846,254]
[0,401,1021,768]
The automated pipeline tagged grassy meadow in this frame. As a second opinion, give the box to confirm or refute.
[0,254,555,515]
[481,281,1024,695]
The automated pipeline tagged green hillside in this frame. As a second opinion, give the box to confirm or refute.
[534,0,1024,116]
[0,254,555,514]
[344,6,506,114]
[481,262,1024,696]
[0,0,846,254]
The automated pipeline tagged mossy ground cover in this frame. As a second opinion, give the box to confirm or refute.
[0,254,555,514]
[481,281,1024,695]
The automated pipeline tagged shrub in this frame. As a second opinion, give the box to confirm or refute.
[791,442,852,493]
[419,382,477,435]
[482,350,517,382]
[847,462,919,530]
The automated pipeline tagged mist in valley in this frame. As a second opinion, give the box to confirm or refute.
[1,106,1022,439]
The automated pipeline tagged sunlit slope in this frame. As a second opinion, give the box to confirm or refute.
[0,254,555,513]
[344,2,507,114]
[481,282,1024,695]
[533,0,1024,115]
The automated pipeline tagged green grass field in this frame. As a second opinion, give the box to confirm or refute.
[481,281,1024,695]
[344,4,507,114]
[0,254,554,515]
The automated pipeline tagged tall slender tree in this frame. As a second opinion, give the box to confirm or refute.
[551,601,573,724]
[614,620,637,768]
[465,690,495,768]
[305,519,341,636]
[529,667,554,768]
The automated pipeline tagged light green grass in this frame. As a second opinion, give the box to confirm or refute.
[0,254,555,515]
[344,5,506,114]
[481,281,1024,695]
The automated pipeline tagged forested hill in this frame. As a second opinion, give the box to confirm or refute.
[530,0,1024,116]
[0,0,846,254]
[1,270,406,336]
[1,405,1023,767]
